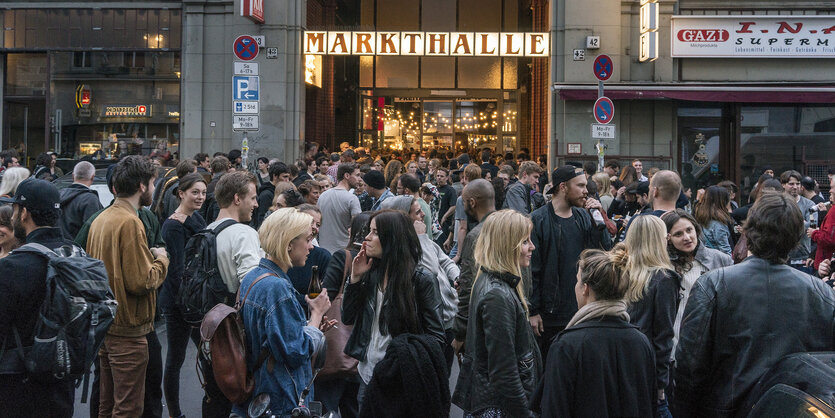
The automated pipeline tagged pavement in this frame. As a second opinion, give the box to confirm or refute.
[74,321,464,417]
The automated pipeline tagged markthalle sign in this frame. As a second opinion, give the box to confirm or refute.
[304,31,549,57]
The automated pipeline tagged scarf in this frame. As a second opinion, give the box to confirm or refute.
[566,300,629,329]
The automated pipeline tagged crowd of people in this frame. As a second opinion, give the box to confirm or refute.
[0,141,834,418]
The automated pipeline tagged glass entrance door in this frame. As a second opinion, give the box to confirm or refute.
[5,99,46,167]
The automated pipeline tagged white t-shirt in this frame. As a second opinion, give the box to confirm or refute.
[317,187,361,253]
[358,290,392,384]
[206,218,262,293]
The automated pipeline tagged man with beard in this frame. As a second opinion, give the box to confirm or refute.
[87,156,169,417]
[529,166,613,361]
[317,162,362,253]
[0,179,82,417]
[197,170,261,417]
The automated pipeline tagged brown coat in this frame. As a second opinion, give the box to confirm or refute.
[87,198,169,337]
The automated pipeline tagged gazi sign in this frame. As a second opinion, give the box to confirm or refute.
[304,31,549,57]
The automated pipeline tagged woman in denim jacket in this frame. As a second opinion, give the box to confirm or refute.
[232,208,336,417]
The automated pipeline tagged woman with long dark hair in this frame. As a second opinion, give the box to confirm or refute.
[159,172,207,418]
[693,185,734,255]
[342,209,445,405]
[0,205,22,258]
[660,209,731,354]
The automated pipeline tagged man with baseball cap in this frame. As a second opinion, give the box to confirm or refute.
[0,178,83,416]
[529,166,613,361]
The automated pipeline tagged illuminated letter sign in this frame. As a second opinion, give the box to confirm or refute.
[451,33,475,56]
[401,32,424,55]
[304,31,549,56]
[425,32,449,55]
[305,31,326,54]
[377,32,400,55]
[241,0,264,24]
[327,32,351,55]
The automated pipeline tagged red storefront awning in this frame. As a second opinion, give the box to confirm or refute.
[553,84,835,103]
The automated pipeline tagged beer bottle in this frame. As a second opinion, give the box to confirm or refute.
[307,266,322,298]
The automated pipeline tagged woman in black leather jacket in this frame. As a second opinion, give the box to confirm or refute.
[452,210,541,418]
[342,209,445,406]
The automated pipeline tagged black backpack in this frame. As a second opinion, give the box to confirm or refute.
[4,243,116,402]
[177,219,238,326]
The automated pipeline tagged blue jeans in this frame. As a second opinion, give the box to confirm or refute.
[162,312,200,417]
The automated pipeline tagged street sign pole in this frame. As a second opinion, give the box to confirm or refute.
[597,80,605,172]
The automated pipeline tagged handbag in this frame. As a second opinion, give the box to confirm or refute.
[318,250,359,380]
[732,233,749,264]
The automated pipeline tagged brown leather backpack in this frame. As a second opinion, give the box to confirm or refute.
[199,273,274,404]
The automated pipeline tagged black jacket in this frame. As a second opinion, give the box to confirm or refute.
[251,182,275,230]
[58,183,103,239]
[627,269,680,392]
[293,172,312,187]
[0,228,80,347]
[531,316,656,418]
[675,257,835,417]
[341,267,445,362]
[159,213,206,316]
[453,270,541,418]
[529,203,612,322]
[360,334,450,418]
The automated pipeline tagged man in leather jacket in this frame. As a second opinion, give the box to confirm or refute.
[529,166,613,361]
[675,192,835,417]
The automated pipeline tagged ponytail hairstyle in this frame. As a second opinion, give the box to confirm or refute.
[367,210,423,336]
[622,215,674,302]
[578,248,630,301]
[472,210,533,314]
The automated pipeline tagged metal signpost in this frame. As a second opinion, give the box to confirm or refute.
[233,36,262,167]
[592,54,615,171]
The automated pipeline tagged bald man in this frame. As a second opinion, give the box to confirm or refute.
[648,170,681,215]
[451,179,496,356]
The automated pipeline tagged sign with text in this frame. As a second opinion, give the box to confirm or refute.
[103,105,150,117]
[234,101,259,114]
[233,115,259,131]
[234,62,259,75]
[671,16,835,58]
[591,124,616,139]
[304,31,549,56]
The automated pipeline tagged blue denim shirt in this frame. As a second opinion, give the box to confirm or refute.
[231,258,325,417]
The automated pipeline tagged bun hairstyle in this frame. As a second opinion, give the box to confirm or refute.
[578,248,630,301]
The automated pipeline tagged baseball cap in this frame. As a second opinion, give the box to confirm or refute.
[0,178,61,212]
[636,181,650,195]
[551,165,584,187]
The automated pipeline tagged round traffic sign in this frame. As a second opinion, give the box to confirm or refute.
[234,35,259,61]
[593,54,613,81]
[593,97,614,124]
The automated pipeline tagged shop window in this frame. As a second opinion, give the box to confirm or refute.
[678,107,724,191]
[423,101,454,151]
[740,105,835,200]
[455,100,499,151]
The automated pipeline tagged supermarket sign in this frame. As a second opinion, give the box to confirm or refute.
[103,105,150,117]
[671,16,835,58]
[304,31,549,57]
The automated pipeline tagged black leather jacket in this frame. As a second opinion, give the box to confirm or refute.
[453,270,542,418]
[342,267,445,361]
[675,257,835,417]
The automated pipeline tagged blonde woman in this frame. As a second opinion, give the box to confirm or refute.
[620,214,679,417]
[232,208,336,417]
[452,210,541,418]
[0,167,31,198]
[591,172,613,213]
